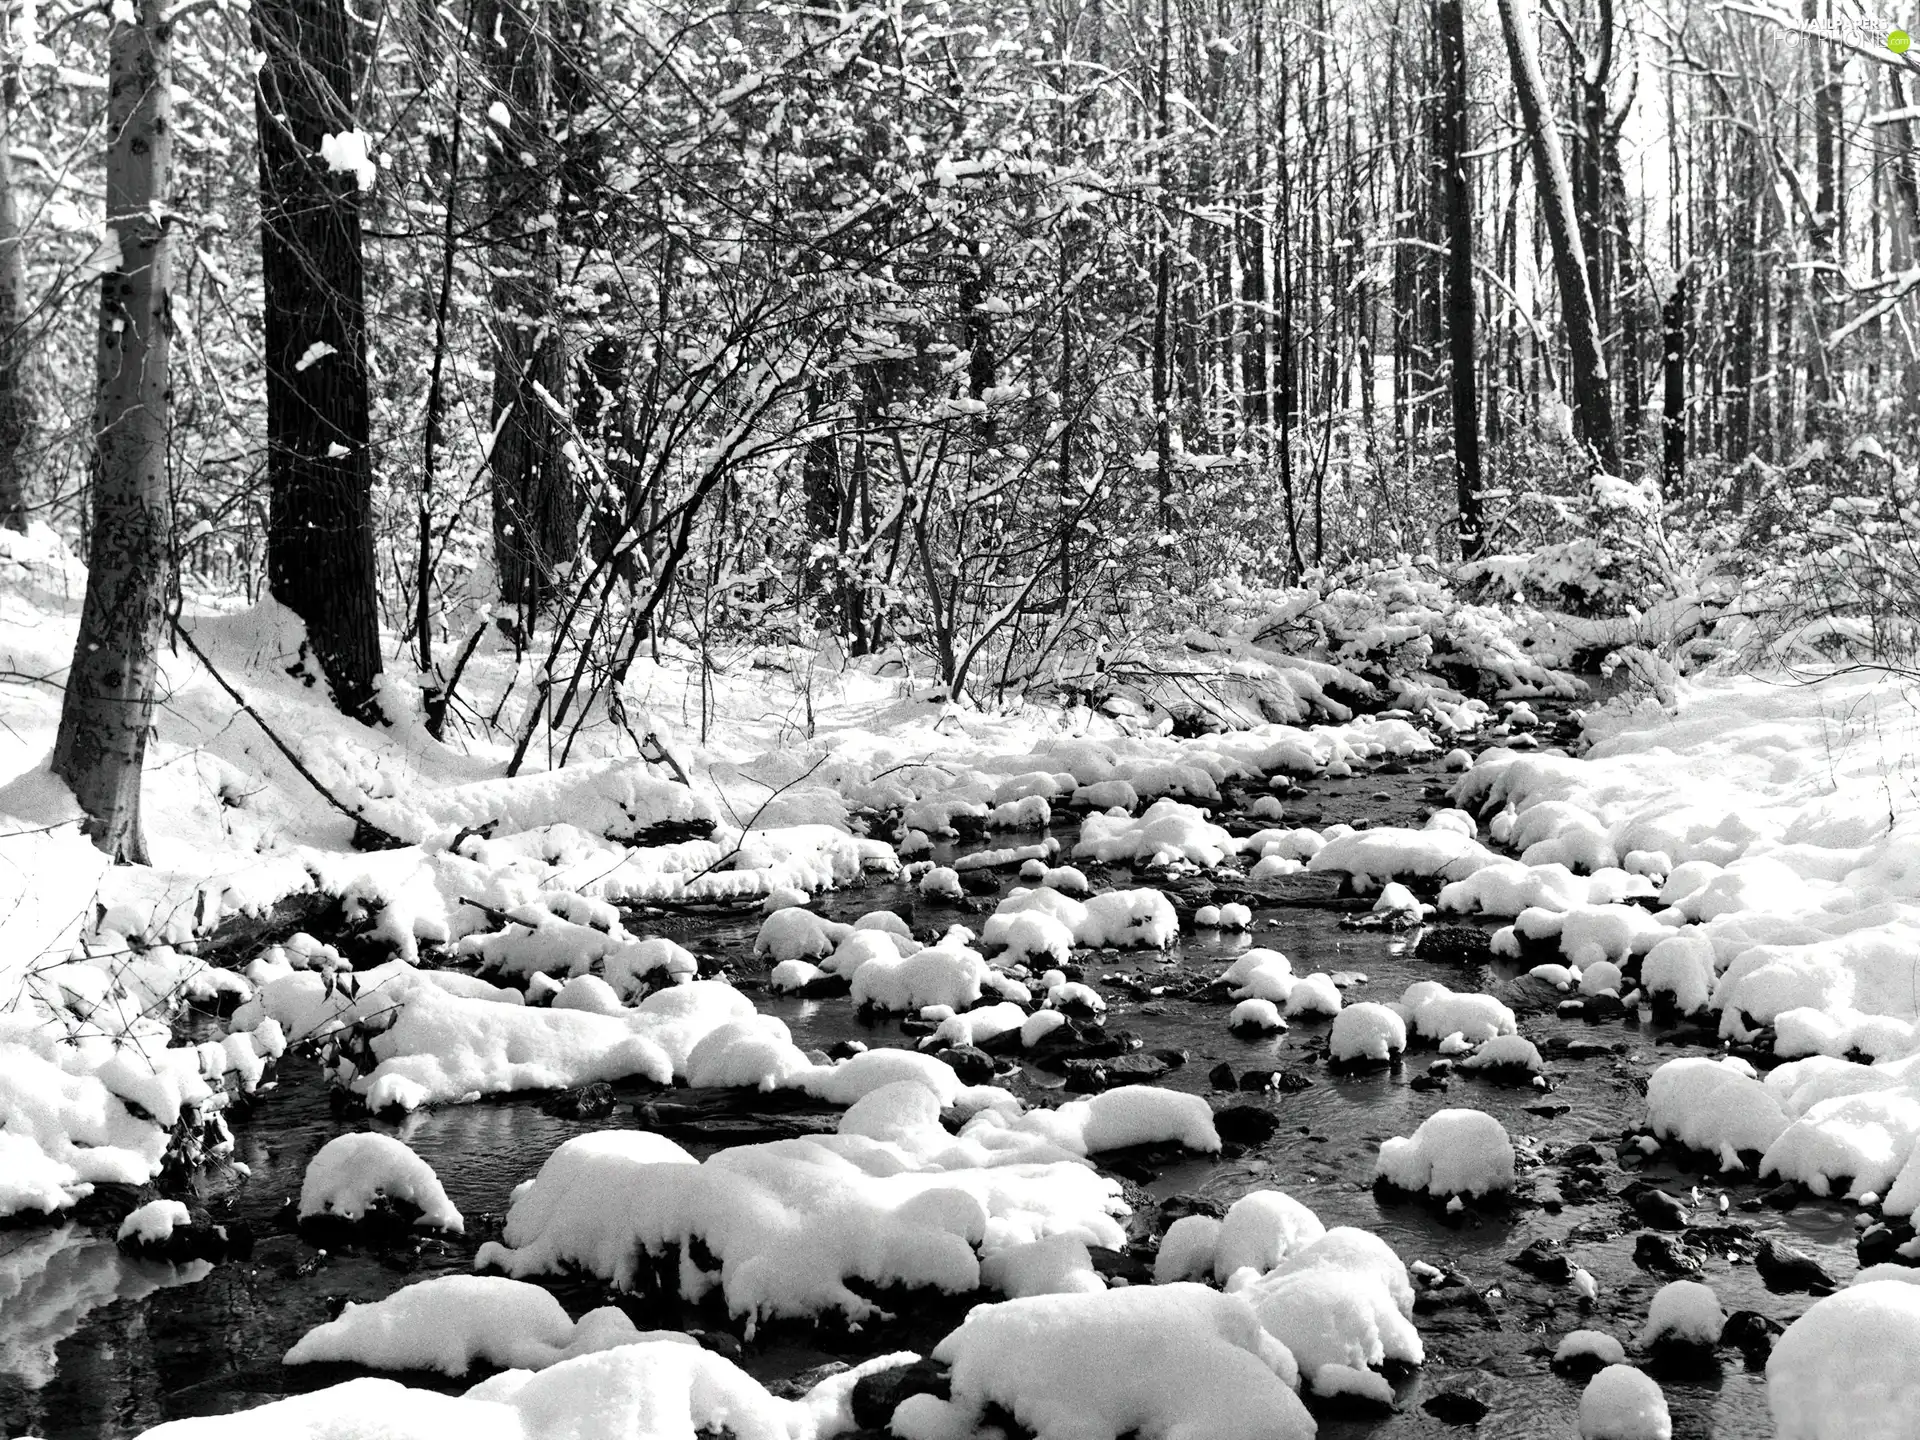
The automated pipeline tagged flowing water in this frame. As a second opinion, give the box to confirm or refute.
[0,719,1853,1439]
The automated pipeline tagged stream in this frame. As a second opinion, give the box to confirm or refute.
[0,711,1855,1440]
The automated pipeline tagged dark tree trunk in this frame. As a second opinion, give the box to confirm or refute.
[256,0,383,722]
[1661,267,1689,493]
[482,0,575,623]
[52,0,173,863]
[1436,0,1482,558]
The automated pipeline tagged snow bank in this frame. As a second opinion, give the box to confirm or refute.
[284,1274,688,1375]
[476,1098,1126,1329]
[142,1338,845,1440]
[232,965,783,1108]
[890,1285,1314,1440]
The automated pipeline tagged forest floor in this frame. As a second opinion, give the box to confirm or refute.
[3,526,1919,1440]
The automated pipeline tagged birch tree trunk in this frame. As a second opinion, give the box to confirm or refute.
[0,61,29,535]
[1495,0,1621,477]
[50,0,172,863]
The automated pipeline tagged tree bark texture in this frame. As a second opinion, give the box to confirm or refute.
[51,0,173,864]
[0,70,31,534]
[1436,0,1482,558]
[482,0,575,621]
[1495,0,1621,477]
[256,0,384,721]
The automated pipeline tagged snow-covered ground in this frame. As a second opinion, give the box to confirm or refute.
[11,526,1920,1436]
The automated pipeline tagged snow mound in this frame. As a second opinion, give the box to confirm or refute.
[284,1274,689,1375]
[298,1132,463,1232]
[1308,826,1497,888]
[1768,1281,1920,1439]
[1330,1002,1407,1063]
[1213,1190,1327,1279]
[476,1103,1125,1329]
[1580,1365,1671,1440]
[1074,798,1240,868]
[1375,1109,1514,1198]
[1635,1280,1724,1349]
[1643,1056,1788,1168]
[889,1284,1313,1440]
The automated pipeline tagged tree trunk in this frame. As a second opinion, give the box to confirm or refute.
[482,0,574,623]
[0,69,30,534]
[51,0,172,864]
[256,0,383,722]
[1436,0,1481,558]
[1495,0,1620,477]
[1661,267,1688,493]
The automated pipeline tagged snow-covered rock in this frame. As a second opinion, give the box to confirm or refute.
[298,1132,463,1232]
[1375,1109,1514,1199]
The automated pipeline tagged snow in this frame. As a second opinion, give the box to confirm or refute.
[1213,1190,1326,1279]
[1154,1214,1224,1283]
[1643,1056,1788,1168]
[1374,1109,1515,1198]
[1230,997,1285,1032]
[1579,1365,1671,1440]
[1768,1281,1920,1439]
[476,1095,1128,1329]
[116,1198,190,1246]
[1307,824,1496,888]
[284,1274,693,1375]
[298,1132,463,1231]
[1459,1032,1544,1076]
[889,1285,1313,1440]
[1330,1002,1407,1062]
[1402,982,1517,1044]
[1008,1085,1222,1158]
[145,1339,857,1440]
[1635,1280,1724,1348]
[1556,1330,1628,1367]
[1074,797,1239,867]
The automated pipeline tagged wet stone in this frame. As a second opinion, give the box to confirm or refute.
[931,1045,996,1084]
[1238,1067,1315,1094]
[1633,1232,1704,1276]
[1060,1052,1172,1092]
[1412,925,1493,966]
[1208,1061,1237,1091]
[543,1082,617,1120]
[1858,1221,1917,1268]
[1508,1238,1573,1284]
[1422,1389,1490,1425]
[1631,1187,1688,1230]
[850,1358,948,1429]
[1212,1105,1280,1147]
[1755,1237,1836,1293]
[1720,1310,1784,1368]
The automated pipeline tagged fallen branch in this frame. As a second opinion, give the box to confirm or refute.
[171,619,407,850]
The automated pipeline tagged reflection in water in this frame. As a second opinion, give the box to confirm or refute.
[0,1226,210,1388]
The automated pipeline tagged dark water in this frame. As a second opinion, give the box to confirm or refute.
[0,728,1853,1439]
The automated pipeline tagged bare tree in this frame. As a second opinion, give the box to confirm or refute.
[1496,0,1620,476]
[50,0,173,863]
[0,52,30,533]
